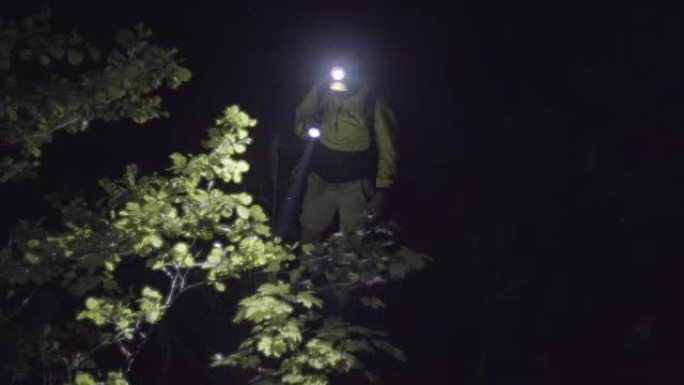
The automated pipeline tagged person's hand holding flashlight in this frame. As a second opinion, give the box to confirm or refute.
[307,127,321,139]
[300,116,321,139]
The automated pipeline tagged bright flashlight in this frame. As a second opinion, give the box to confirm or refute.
[331,66,346,81]
[307,127,321,139]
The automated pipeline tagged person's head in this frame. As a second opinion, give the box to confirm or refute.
[327,63,363,96]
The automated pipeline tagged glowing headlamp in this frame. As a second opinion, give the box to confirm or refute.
[307,127,321,139]
[331,66,346,81]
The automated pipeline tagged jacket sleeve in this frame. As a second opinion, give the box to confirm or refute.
[374,97,399,189]
[294,86,320,137]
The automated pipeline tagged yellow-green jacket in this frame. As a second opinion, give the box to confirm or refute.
[295,85,398,189]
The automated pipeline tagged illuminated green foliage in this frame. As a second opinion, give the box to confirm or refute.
[1,105,283,382]
[0,11,191,182]
[212,229,426,385]
[72,371,129,385]
[0,28,426,383]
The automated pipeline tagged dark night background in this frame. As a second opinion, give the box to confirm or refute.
[2,1,682,384]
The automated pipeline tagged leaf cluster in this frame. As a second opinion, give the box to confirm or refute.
[0,12,191,182]
[0,57,426,385]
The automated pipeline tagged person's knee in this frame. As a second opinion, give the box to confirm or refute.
[337,179,372,233]
[340,216,365,234]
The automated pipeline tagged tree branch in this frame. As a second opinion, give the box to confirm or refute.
[0,288,37,325]
[4,117,82,145]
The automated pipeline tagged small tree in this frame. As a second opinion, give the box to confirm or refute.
[1,104,426,385]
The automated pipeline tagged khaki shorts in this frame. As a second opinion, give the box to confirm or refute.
[300,172,374,233]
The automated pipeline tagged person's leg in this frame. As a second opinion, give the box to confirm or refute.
[299,173,336,243]
[337,179,372,234]
[326,179,372,318]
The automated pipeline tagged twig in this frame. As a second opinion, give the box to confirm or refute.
[4,117,82,145]
[0,288,37,324]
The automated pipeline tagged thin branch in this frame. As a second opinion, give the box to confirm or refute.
[164,267,181,306]
[179,280,208,294]
[123,272,210,372]
[4,117,82,145]
[0,288,37,325]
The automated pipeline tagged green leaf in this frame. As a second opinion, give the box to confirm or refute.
[282,373,305,384]
[236,160,249,171]
[236,205,250,219]
[214,282,226,292]
[257,282,291,297]
[143,234,163,248]
[206,248,222,264]
[296,292,323,309]
[125,164,138,186]
[27,145,41,157]
[85,297,99,309]
[27,239,40,248]
[144,309,161,323]
[181,256,195,267]
[170,153,187,171]
[234,143,247,154]
[172,242,189,255]
[104,260,116,272]
[23,252,40,264]
[257,335,273,356]
[249,205,267,222]
[106,371,129,385]
[67,49,84,66]
[75,372,95,385]
[141,287,163,301]
[140,287,164,323]
[170,67,192,88]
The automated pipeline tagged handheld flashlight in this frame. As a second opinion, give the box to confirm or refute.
[307,127,321,139]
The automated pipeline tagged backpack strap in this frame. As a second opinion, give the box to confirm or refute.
[363,86,379,193]
[315,83,332,122]
[363,86,377,148]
